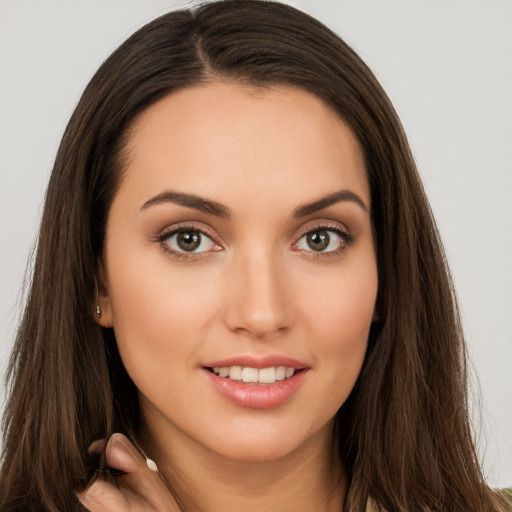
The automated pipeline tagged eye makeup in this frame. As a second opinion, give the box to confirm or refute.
[153,218,355,263]
[155,221,222,261]
[292,221,354,260]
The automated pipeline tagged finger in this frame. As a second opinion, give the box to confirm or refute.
[76,470,168,512]
[76,479,131,512]
[104,433,181,511]
[88,438,107,456]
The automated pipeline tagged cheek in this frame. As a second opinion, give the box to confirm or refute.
[299,257,377,396]
[302,257,377,346]
[105,248,220,377]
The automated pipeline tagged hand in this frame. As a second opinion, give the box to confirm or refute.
[77,433,183,512]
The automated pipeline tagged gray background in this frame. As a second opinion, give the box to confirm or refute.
[1,0,511,487]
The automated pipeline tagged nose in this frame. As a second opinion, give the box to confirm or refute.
[223,249,293,339]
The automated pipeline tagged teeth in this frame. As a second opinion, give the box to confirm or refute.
[212,366,297,383]
[276,366,286,381]
[241,367,259,383]
[228,366,242,380]
[258,367,277,384]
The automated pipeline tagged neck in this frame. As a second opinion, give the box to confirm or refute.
[140,421,346,512]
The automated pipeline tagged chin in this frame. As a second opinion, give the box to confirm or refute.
[208,436,303,463]
[201,418,332,464]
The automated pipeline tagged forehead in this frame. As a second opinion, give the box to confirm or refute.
[117,81,369,213]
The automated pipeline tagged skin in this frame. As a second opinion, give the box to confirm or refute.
[87,82,378,511]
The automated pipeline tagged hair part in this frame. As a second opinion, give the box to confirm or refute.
[1,1,508,510]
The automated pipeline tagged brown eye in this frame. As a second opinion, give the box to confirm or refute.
[177,230,201,252]
[163,229,218,254]
[306,230,330,251]
[296,228,348,254]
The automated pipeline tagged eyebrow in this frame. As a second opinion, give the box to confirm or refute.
[292,189,369,217]
[140,191,231,218]
[140,188,368,219]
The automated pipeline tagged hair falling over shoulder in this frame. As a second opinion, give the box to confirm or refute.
[0,1,510,511]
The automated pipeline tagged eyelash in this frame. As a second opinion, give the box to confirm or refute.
[294,223,354,259]
[156,222,221,260]
[156,222,354,261]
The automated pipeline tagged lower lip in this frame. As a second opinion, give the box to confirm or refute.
[203,369,308,409]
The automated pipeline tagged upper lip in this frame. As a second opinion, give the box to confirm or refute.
[203,355,308,370]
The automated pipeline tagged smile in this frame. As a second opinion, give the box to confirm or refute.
[210,366,296,384]
[203,359,308,408]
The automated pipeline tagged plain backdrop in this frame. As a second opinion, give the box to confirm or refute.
[0,0,511,487]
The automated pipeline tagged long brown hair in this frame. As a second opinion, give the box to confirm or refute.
[1,1,508,510]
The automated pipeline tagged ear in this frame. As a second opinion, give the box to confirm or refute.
[94,261,114,328]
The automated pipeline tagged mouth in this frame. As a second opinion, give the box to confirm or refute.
[202,357,309,408]
[206,365,301,384]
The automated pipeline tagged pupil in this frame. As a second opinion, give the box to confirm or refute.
[177,231,201,251]
[307,230,329,251]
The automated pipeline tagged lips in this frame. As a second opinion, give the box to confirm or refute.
[202,355,309,409]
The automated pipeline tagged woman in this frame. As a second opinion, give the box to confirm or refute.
[0,1,509,510]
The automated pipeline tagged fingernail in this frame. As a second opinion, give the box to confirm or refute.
[146,457,158,472]
[87,438,106,455]
[107,433,139,469]
[109,433,132,454]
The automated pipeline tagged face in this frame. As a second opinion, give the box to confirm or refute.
[98,82,378,463]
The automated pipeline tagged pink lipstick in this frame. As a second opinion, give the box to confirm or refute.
[202,355,309,409]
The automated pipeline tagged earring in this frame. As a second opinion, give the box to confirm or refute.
[96,303,102,318]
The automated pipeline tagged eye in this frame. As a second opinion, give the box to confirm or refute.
[296,228,348,253]
[162,229,218,254]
